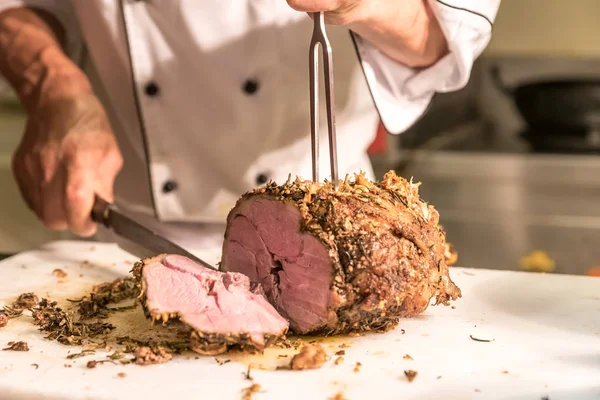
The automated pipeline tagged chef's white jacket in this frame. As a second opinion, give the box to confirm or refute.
[0,0,500,256]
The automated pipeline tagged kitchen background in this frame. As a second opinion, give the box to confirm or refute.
[0,1,599,275]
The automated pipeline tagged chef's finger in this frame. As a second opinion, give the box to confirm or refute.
[11,152,42,217]
[40,170,69,231]
[96,148,124,204]
[38,146,69,230]
[286,0,338,13]
[63,164,97,237]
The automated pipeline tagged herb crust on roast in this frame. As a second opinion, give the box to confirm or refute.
[220,170,461,335]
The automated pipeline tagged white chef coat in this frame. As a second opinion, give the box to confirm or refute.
[0,0,499,256]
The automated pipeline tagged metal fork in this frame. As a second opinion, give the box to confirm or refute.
[309,11,339,188]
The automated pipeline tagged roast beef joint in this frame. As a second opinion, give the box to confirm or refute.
[134,170,461,354]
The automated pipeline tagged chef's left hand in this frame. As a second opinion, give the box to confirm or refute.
[286,0,449,68]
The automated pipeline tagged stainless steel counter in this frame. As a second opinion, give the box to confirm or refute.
[371,150,600,276]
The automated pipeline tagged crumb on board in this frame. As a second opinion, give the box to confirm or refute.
[502,370,509,374]
[64,364,72,368]
[404,370,417,382]
[329,393,348,400]
[403,354,413,360]
[244,365,253,381]
[87,361,98,369]
[290,344,328,370]
[520,250,555,273]
[0,314,7,328]
[436,376,442,380]
[12,293,39,309]
[117,372,126,378]
[52,269,67,278]
[31,364,39,369]
[470,335,495,343]
[335,350,345,356]
[215,358,231,365]
[338,343,350,349]
[241,383,261,400]
[133,346,173,366]
[334,356,344,365]
[475,389,481,393]
[3,341,29,351]
[67,350,96,359]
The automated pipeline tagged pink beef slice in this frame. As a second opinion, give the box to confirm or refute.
[139,254,289,351]
[221,196,333,334]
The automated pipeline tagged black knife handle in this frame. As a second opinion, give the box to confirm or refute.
[91,194,111,227]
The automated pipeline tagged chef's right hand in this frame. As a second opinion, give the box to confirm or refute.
[12,75,123,237]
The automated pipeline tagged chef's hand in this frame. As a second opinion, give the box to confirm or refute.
[12,76,123,237]
[1,8,123,237]
[286,0,449,68]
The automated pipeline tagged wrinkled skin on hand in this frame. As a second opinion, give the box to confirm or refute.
[12,91,123,237]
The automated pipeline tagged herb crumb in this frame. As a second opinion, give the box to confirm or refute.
[329,393,348,400]
[290,344,328,370]
[12,292,39,309]
[52,269,67,278]
[470,335,495,343]
[404,369,417,382]
[3,341,29,351]
[241,383,261,400]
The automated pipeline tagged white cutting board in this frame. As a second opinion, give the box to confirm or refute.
[0,241,599,400]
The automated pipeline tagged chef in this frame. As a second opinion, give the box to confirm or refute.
[0,0,500,258]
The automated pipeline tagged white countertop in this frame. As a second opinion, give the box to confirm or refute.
[0,241,599,400]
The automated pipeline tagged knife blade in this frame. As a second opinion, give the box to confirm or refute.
[90,195,217,271]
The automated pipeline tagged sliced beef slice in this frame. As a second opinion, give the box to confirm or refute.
[132,254,288,355]
[221,170,462,335]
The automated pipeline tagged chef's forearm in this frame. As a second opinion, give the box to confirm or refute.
[0,7,91,111]
[349,1,448,68]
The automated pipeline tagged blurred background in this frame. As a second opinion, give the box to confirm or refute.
[1,1,599,275]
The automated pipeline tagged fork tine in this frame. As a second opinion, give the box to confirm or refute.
[321,34,338,187]
[309,28,320,182]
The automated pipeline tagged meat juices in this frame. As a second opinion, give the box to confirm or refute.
[133,255,289,355]
[221,171,461,335]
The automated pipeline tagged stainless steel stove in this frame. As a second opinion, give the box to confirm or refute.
[370,118,600,276]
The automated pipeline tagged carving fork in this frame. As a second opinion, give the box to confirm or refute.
[309,11,339,188]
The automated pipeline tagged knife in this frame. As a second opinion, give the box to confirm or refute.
[90,195,217,271]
